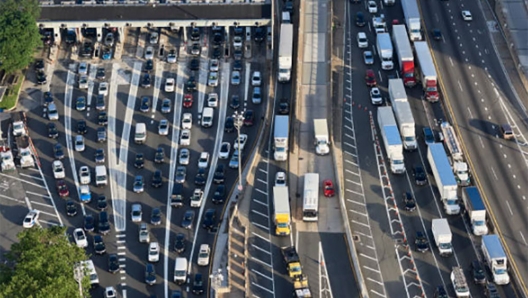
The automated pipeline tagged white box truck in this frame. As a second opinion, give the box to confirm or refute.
[432,218,453,256]
[274,116,289,161]
[314,119,330,155]
[462,187,488,236]
[377,107,405,174]
[376,33,394,70]
[273,186,291,236]
[278,24,293,82]
[451,267,470,297]
[400,0,422,41]
[482,235,510,285]
[388,79,417,150]
[440,122,470,186]
[427,143,460,215]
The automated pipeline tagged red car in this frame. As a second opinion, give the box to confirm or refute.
[56,180,70,197]
[183,94,193,108]
[323,179,335,197]
[365,69,377,87]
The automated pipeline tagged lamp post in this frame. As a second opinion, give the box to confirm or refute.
[73,264,84,298]
[233,111,244,192]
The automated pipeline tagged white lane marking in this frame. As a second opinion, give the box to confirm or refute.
[505,200,514,215]
[251,245,271,255]
[87,64,97,106]
[251,210,269,218]
[251,269,273,280]
[18,173,42,180]
[0,172,46,188]
[250,256,272,268]
[252,222,270,231]
[25,191,51,199]
[251,232,271,242]
[520,231,527,246]
[152,61,163,113]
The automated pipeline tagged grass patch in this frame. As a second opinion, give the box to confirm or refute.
[0,74,24,110]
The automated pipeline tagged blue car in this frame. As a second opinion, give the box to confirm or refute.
[79,185,91,203]
[102,47,113,60]
[423,127,435,145]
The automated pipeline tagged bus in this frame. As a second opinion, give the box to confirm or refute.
[303,173,320,221]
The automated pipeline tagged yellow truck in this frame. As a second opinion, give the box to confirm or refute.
[282,246,303,280]
[294,275,312,298]
[273,186,291,236]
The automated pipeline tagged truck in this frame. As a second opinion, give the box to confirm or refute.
[376,33,394,70]
[388,79,417,150]
[414,42,440,102]
[462,187,488,236]
[440,122,470,185]
[450,267,470,297]
[314,119,330,155]
[377,107,405,174]
[273,186,291,236]
[293,275,312,298]
[400,0,422,40]
[428,143,460,215]
[372,15,387,34]
[431,218,453,256]
[392,25,416,87]
[274,115,289,161]
[11,112,28,137]
[14,136,34,168]
[0,142,15,172]
[278,24,293,82]
[482,235,510,285]
[281,246,302,280]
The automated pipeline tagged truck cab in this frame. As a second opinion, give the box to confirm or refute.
[0,144,15,172]
[282,247,303,280]
[314,119,330,155]
[14,136,34,168]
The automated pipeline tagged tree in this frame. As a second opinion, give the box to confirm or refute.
[0,0,41,74]
[0,226,91,298]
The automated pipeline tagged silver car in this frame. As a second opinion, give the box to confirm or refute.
[161,99,171,114]
[229,150,240,169]
[209,59,219,72]
[179,148,190,165]
[175,166,186,184]
[158,119,169,136]
[131,204,142,222]
[78,62,88,75]
[208,72,219,87]
[133,175,144,193]
[231,71,241,85]
[363,51,374,65]
[74,135,85,152]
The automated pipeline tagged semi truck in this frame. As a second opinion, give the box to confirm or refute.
[313,119,330,155]
[273,186,291,236]
[274,116,289,161]
[427,143,460,215]
[278,24,293,82]
[372,15,387,34]
[462,187,488,236]
[432,218,453,256]
[482,235,510,285]
[400,0,422,40]
[451,267,470,297]
[388,79,417,150]
[282,246,303,280]
[11,112,28,137]
[392,25,416,87]
[414,42,440,102]
[377,107,405,174]
[376,33,394,70]
[14,136,34,168]
[440,122,470,185]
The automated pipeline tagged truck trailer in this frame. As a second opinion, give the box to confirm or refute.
[432,218,453,256]
[392,25,416,87]
[376,33,394,70]
[314,119,330,155]
[427,143,460,215]
[377,107,405,174]
[414,42,440,102]
[482,235,510,285]
[440,122,470,185]
[278,24,293,82]
[462,187,488,236]
[400,0,422,40]
[388,79,417,150]
[273,186,291,236]
[274,116,289,161]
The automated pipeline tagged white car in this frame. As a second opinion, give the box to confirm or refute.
[251,71,261,86]
[145,46,154,59]
[179,148,190,165]
[79,75,88,89]
[368,1,378,13]
[219,142,231,159]
[158,119,169,136]
[180,129,191,146]
[131,203,142,222]
[166,50,177,63]
[98,82,109,96]
[190,188,204,208]
[209,59,219,72]
[275,172,287,187]
[357,32,368,48]
[74,135,85,152]
[207,93,219,107]
[78,62,88,75]
[197,244,211,266]
[198,152,210,169]
[208,72,219,87]
[165,78,175,93]
[370,87,383,105]
[461,10,472,21]
[73,228,88,248]
[52,160,65,179]
[149,32,159,44]
[104,287,117,298]
[231,71,241,85]
[23,210,39,228]
[148,242,160,262]
[233,134,248,151]
[79,166,91,185]
[182,113,193,129]
[233,35,243,49]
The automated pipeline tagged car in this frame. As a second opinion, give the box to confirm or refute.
[174,233,186,253]
[415,231,429,252]
[471,260,487,284]
[323,179,335,197]
[190,27,201,41]
[145,263,156,285]
[179,148,190,165]
[368,0,378,13]
[234,134,248,150]
[101,47,113,60]
[103,32,115,46]
[370,87,383,105]
[48,122,59,138]
[131,204,142,222]
[243,110,254,126]
[233,35,243,49]
[224,117,235,133]
[56,180,69,197]
[96,67,106,80]
[151,170,163,188]
[96,112,108,127]
[93,95,106,111]
[43,92,54,107]
[160,99,171,114]
[140,97,150,113]
[52,160,65,179]
[145,46,154,59]
[231,71,241,85]
[194,168,207,186]
[363,51,374,65]
[99,211,111,235]
[166,49,177,63]
[151,208,162,225]
[403,192,416,212]
[149,32,159,44]
[48,103,59,120]
[93,235,106,255]
[134,153,145,168]
[73,228,88,248]
[189,58,200,71]
[186,77,197,92]
[209,59,219,71]
[148,242,160,262]
[197,244,211,266]
[78,75,88,89]
[35,59,45,72]
[23,210,39,228]
[202,209,217,230]
[254,27,265,42]
[74,135,85,152]
[434,286,448,298]
[212,184,226,204]
[233,59,242,71]
[207,93,219,108]
[156,119,169,136]
[108,254,119,274]
[144,59,154,72]
[357,32,368,48]
[175,166,187,184]
[181,210,195,229]
[208,72,219,87]
[251,71,262,86]
[214,164,225,184]
[252,87,262,104]
[229,150,240,169]
[356,12,366,27]
[485,282,500,298]
[53,143,65,160]
[190,43,201,56]
[99,82,109,96]
[104,286,116,298]
[79,185,91,203]
[230,95,241,109]
[423,127,435,144]
[365,69,377,87]
[133,175,145,193]
[192,273,204,294]
[154,146,165,163]
[66,200,78,217]
[180,113,192,130]
[36,70,47,85]
[183,93,193,108]
[275,172,287,187]
[97,195,108,211]
[76,96,87,111]
[180,129,191,146]
[219,142,231,159]
[278,99,290,114]
[432,29,442,41]
[500,123,514,140]
[76,120,86,135]
[413,166,427,186]
[139,223,150,243]
[82,41,94,57]
[165,78,175,92]
[79,166,91,185]
[461,10,472,21]
[198,152,210,169]
[77,62,87,74]
[141,73,151,88]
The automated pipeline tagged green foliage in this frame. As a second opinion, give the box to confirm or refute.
[0,74,23,110]
[0,0,41,74]
[0,226,91,298]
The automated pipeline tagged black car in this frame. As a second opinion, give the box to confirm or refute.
[191,43,201,56]
[140,97,150,113]
[97,127,107,142]
[224,117,235,133]
[283,0,293,12]
[356,12,366,27]
[185,77,197,92]
[202,208,217,230]
[144,59,154,72]
[96,67,106,80]
[485,282,500,298]
[43,91,54,106]
[48,122,59,138]
[97,195,108,210]
[403,192,416,212]
[174,233,186,253]
[95,95,106,110]
[145,263,156,285]
[192,273,204,294]
[134,153,144,169]
[190,27,200,41]
[432,29,442,41]
[82,41,93,57]
[36,70,47,85]
[95,148,105,163]
[84,214,95,232]
[213,164,225,184]
[151,170,163,188]
[413,165,427,186]
[98,112,108,126]
[233,49,242,60]
[77,120,87,135]
[212,46,222,59]
[66,200,77,217]
[171,184,184,207]
[151,208,162,225]
[278,99,290,114]
[414,231,429,252]
[171,291,183,298]
[189,58,200,71]
[54,143,65,160]
[154,147,165,163]
[194,168,206,186]
[254,27,265,42]
[213,33,223,45]
[233,60,242,71]
[434,286,448,298]
[98,211,110,235]
[243,110,254,126]
[108,254,119,274]
[141,73,151,88]
[230,95,240,109]
[471,260,487,285]
[35,59,45,71]
[212,184,226,204]
[181,210,195,229]
[93,235,106,255]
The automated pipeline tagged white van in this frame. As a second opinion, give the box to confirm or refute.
[95,165,107,186]
[135,123,147,144]
[174,257,188,284]
[202,107,214,128]
[78,260,99,287]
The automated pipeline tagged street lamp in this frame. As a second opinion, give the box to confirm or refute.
[73,264,84,298]
[233,111,244,192]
